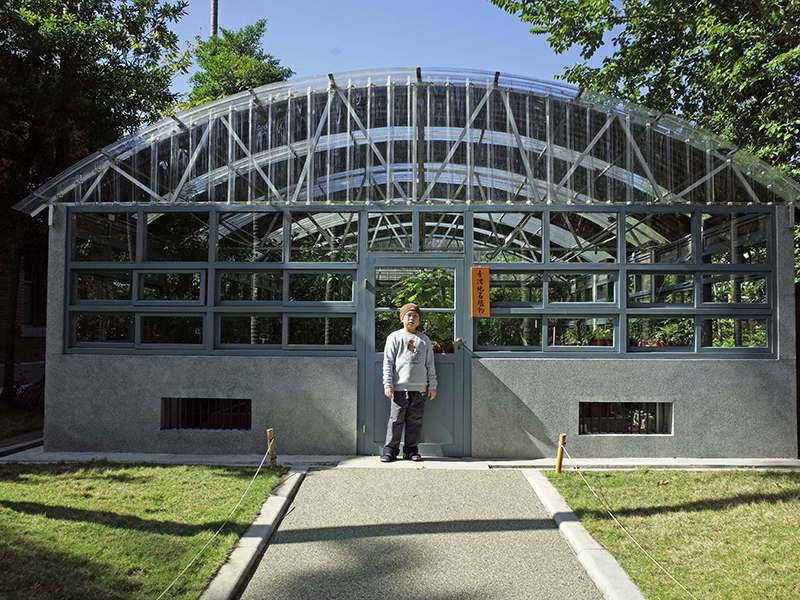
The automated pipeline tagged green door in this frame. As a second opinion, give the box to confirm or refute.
[361,258,469,457]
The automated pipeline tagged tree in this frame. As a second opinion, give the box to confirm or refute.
[0,0,190,402]
[184,19,293,107]
[490,0,800,181]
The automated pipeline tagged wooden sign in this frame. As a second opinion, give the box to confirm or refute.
[470,267,490,317]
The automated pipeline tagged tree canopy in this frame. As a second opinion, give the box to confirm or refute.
[1,0,189,207]
[185,19,293,107]
[0,0,189,400]
[490,0,800,181]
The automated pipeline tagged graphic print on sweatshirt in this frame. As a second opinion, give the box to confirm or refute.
[405,337,421,364]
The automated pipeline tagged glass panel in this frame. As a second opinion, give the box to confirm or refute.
[628,273,694,304]
[549,273,614,303]
[219,271,282,302]
[477,317,542,348]
[627,317,694,347]
[375,267,455,309]
[72,212,137,262]
[488,272,543,304]
[626,212,692,263]
[140,273,202,301]
[74,314,134,343]
[549,212,618,263]
[142,316,204,344]
[547,317,614,347]
[368,212,413,252]
[702,213,768,264]
[701,318,767,347]
[374,266,455,352]
[218,212,283,262]
[75,271,132,301]
[701,274,766,304]
[219,316,281,345]
[579,402,672,434]
[146,212,209,261]
[288,316,352,345]
[420,212,464,252]
[290,212,358,262]
[473,212,542,263]
[289,273,353,302]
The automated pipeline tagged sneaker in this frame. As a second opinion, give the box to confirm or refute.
[406,453,423,462]
[380,454,394,463]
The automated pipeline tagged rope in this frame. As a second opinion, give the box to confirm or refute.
[559,443,699,600]
[155,445,273,600]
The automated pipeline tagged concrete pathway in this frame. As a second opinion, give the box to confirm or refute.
[238,466,604,600]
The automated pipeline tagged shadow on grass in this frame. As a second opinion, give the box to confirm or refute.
[0,530,143,600]
[0,460,278,484]
[574,483,800,520]
[1,500,228,537]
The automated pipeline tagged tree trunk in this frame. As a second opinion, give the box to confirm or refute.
[1,245,23,404]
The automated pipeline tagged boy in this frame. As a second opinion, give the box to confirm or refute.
[380,302,437,462]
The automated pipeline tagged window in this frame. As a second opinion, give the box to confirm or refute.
[72,212,137,262]
[476,317,541,348]
[549,273,614,303]
[549,212,617,263]
[219,315,282,346]
[145,212,209,261]
[628,317,693,349]
[628,273,693,305]
[548,318,614,347]
[218,212,282,262]
[161,397,252,430]
[579,402,672,434]
[473,212,542,263]
[626,213,692,264]
[700,318,767,348]
[218,271,282,302]
[420,212,464,252]
[290,212,358,262]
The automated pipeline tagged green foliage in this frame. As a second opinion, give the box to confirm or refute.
[491,0,800,181]
[389,268,455,350]
[0,0,190,399]
[1,0,190,203]
[184,19,293,107]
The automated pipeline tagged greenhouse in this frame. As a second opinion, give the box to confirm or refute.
[16,67,799,458]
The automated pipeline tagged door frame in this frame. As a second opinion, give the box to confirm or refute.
[358,255,471,456]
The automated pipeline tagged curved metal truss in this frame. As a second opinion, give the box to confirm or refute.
[15,67,800,216]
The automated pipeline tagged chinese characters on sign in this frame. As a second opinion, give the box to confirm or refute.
[471,267,490,318]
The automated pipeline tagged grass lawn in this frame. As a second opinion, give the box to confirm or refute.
[545,468,800,600]
[0,461,286,600]
[0,402,44,441]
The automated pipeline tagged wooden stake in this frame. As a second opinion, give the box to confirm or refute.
[555,433,566,474]
[267,428,277,468]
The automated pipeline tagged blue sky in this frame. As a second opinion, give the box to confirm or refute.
[171,0,604,93]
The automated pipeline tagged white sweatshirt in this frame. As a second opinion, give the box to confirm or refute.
[382,329,438,392]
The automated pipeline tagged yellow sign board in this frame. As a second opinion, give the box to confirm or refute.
[470,267,490,317]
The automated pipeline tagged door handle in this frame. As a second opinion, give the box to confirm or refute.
[455,338,463,346]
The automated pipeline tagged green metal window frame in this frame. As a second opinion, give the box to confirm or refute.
[65,204,776,357]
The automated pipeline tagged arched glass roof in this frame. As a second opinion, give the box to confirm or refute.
[14,67,800,216]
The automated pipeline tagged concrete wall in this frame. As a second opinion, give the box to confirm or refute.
[44,205,798,458]
[472,205,798,460]
[43,354,358,455]
[44,207,357,455]
[471,357,797,458]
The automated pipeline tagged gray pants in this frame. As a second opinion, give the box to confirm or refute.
[383,390,426,457]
